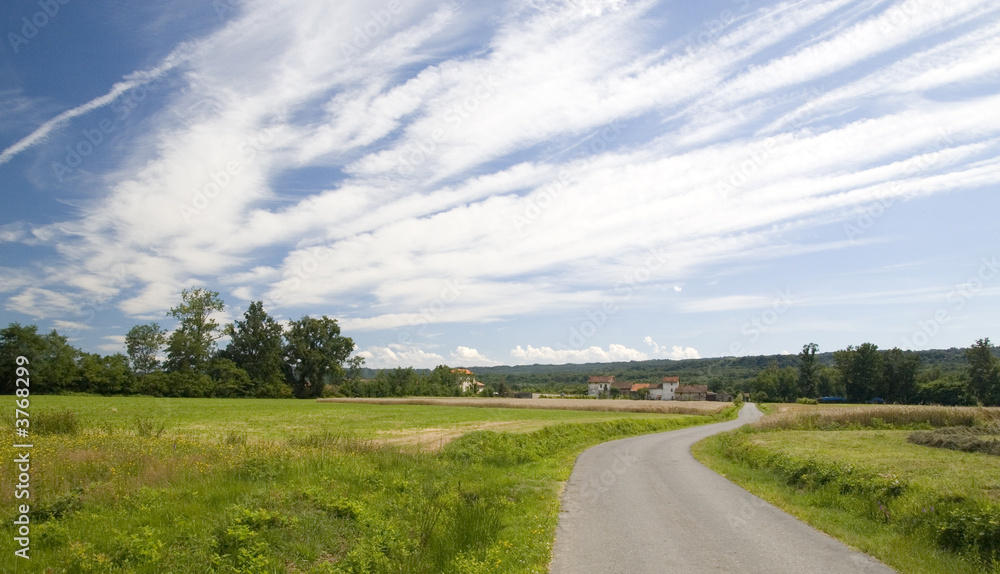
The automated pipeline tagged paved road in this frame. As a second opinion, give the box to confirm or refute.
[549,404,897,574]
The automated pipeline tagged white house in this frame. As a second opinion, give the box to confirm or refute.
[647,376,680,400]
[587,375,617,397]
[453,368,484,394]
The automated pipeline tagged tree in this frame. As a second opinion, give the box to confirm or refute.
[916,374,974,406]
[751,362,798,402]
[815,365,844,397]
[834,343,883,402]
[208,357,253,398]
[966,338,1000,405]
[78,353,135,395]
[881,348,920,403]
[1,323,47,394]
[125,323,166,376]
[496,379,511,397]
[283,316,356,398]
[798,343,819,397]
[164,288,225,374]
[220,301,288,397]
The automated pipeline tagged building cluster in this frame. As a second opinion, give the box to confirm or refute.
[586,375,731,401]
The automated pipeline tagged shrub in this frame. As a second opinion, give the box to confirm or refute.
[33,408,79,435]
[796,397,818,405]
[134,417,167,438]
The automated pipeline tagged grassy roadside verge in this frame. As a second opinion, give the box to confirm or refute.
[693,407,1000,574]
[2,399,737,572]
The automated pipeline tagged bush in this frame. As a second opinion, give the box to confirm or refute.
[796,397,818,405]
[33,408,79,435]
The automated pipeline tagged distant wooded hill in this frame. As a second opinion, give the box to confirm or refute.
[361,347,972,393]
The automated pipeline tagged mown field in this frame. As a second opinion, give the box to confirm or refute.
[2,396,734,573]
[694,405,1000,574]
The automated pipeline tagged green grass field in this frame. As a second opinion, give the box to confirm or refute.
[694,408,1000,574]
[2,396,732,573]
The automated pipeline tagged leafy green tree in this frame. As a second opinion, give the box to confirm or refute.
[208,357,253,398]
[966,338,1000,405]
[78,353,135,395]
[798,343,819,397]
[881,347,920,403]
[751,362,797,402]
[220,301,288,397]
[125,323,166,376]
[1,323,47,394]
[496,379,511,397]
[163,370,215,397]
[164,288,225,374]
[815,365,844,397]
[835,343,883,402]
[916,374,975,406]
[426,365,461,396]
[283,316,356,398]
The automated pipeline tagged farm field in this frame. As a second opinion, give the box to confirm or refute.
[318,396,731,415]
[694,405,1000,574]
[1,396,733,572]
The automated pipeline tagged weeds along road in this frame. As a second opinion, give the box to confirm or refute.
[549,404,897,574]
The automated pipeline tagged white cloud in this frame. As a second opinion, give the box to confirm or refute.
[356,344,446,370]
[643,336,701,360]
[450,346,500,366]
[97,335,127,354]
[4,0,1000,358]
[510,343,649,364]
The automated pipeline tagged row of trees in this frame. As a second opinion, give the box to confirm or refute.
[749,339,1000,406]
[1,289,361,399]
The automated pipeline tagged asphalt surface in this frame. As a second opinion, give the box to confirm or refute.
[549,404,897,574]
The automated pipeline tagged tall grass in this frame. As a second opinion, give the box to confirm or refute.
[752,405,999,431]
[32,408,80,435]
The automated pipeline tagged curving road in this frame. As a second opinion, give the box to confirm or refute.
[549,404,896,574]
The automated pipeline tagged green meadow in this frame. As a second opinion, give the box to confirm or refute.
[2,396,732,573]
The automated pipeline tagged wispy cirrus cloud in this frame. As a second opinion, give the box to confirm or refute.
[3,0,1000,363]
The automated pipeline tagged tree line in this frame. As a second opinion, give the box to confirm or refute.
[747,339,1000,406]
[1,289,357,398]
[0,288,489,399]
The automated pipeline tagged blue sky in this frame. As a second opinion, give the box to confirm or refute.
[2,0,999,369]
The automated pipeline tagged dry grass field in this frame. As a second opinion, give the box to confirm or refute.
[317,396,732,415]
[755,404,1000,430]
